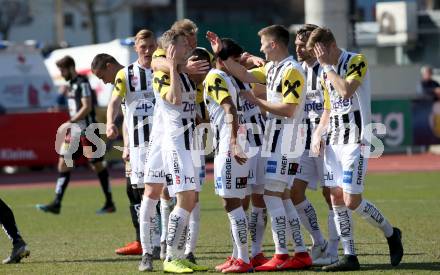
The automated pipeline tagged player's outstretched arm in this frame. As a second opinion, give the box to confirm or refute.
[240,52,266,69]
[240,90,296,118]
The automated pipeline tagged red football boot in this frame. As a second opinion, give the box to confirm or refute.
[282,252,313,270]
[250,252,269,268]
[215,256,236,272]
[254,253,289,272]
[115,241,142,255]
[222,259,253,273]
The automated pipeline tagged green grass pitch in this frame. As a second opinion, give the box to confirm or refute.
[1,172,439,274]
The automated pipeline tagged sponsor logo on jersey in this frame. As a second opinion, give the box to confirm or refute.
[165,174,173,186]
[332,97,353,110]
[134,171,144,179]
[242,101,256,112]
[175,175,181,185]
[324,171,334,181]
[280,156,288,175]
[357,155,364,185]
[343,170,353,184]
[225,154,232,189]
[172,151,180,174]
[183,101,195,113]
[288,163,298,175]
[136,101,154,114]
[147,169,165,178]
[236,177,247,189]
[215,177,222,189]
[304,101,324,113]
[266,160,277,174]
[306,90,321,100]
[184,176,195,184]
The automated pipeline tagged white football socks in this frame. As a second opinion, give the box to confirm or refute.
[354,199,394,238]
[228,207,250,263]
[140,197,159,255]
[263,195,289,255]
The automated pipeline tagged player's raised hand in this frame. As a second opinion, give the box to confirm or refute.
[314,42,331,66]
[186,55,210,75]
[206,31,222,54]
[166,44,178,67]
[241,52,266,68]
[106,123,119,140]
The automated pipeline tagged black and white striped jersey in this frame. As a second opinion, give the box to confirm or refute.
[231,77,266,147]
[249,56,307,155]
[113,62,155,148]
[152,70,196,150]
[321,50,371,145]
[301,61,328,150]
[67,75,97,130]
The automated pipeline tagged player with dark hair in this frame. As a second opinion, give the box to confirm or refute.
[207,25,312,271]
[291,23,339,266]
[36,55,115,215]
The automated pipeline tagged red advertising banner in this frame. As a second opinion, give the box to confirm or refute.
[0,112,69,166]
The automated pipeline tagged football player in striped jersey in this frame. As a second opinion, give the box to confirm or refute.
[308,27,403,271]
[292,24,339,265]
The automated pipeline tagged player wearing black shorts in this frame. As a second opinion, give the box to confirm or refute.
[36,56,115,215]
